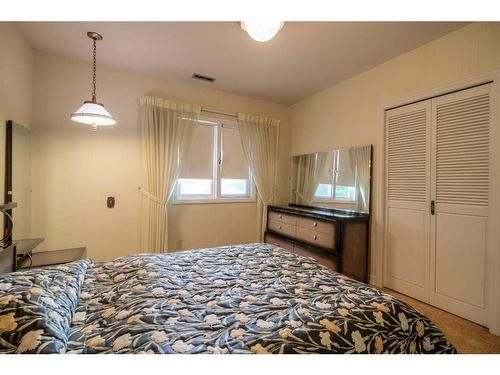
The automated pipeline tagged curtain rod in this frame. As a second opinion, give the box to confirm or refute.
[201,107,238,118]
[201,107,280,127]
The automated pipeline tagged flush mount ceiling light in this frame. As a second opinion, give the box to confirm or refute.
[240,21,285,42]
[70,31,116,131]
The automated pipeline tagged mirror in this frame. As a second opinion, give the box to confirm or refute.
[4,120,32,240]
[290,144,372,213]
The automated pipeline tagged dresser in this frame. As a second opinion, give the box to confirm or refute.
[265,204,370,283]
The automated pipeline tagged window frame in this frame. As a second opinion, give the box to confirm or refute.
[173,116,256,205]
[312,149,357,204]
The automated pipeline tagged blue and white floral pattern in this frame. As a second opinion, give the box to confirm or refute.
[0,260,91,353]
[2,244,456,354]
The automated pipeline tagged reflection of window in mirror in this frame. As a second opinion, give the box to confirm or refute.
[314,149,356,202]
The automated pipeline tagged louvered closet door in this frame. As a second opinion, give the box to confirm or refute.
[430,84,490,325]
[385,101,431,302]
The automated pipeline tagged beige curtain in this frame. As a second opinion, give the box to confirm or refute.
[139,96,201,253]
[293,152,329,205]
[349,145,371,212]
[237,113,280,241]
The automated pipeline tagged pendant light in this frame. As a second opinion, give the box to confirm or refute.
[70,31,116,131]
[240,21,285,42]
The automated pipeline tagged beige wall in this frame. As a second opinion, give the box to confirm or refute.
[0,23,33,130]
[290,22,500,284]
[0,23,34,228]
[31,51,290,261]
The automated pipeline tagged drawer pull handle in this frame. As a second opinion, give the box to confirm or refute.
[279,225,282,230]
[279,214,282,219]
[313,222,317,227]
[313,235,317,240]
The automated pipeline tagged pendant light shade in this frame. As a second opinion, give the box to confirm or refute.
[240,21,285,42]
[71,31,116,130]
[71,101,116,126]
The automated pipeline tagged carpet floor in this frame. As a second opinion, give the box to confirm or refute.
[383,288,500,353]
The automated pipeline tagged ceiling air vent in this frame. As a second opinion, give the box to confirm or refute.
[192,73,215,83]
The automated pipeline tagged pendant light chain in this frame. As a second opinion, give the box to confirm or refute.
[92,37,97,102]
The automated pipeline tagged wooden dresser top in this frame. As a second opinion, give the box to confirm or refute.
[268,204,369,223]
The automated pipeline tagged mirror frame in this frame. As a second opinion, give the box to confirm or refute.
[3,120,13,243]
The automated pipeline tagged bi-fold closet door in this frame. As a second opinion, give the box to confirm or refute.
[384,84,490,325]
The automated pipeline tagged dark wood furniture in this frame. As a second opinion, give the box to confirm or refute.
[15,238,45,269]
[0,236,46,273]
[18,247,87,269]
[0,243,15,273]
[1,242,87,273]
[265,204,370,283]
[0,202,17,272]
[0,201,86,273]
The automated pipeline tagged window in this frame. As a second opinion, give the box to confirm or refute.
[175,117,253,203]
[313,149,356,202]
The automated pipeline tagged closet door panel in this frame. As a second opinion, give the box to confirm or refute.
[430,84,490,325]
[384,101,431,301]
[435,213,486,309]
[386,207,428,300]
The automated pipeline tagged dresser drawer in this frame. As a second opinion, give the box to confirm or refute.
[297,216,335,235]
[268,219,296,238]
[296,226,335,250]
[268,210,297,225]
[264,233,293,252]
[293,244,338,270]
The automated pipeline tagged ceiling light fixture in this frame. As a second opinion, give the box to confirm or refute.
[240,21,285,42]
[70,31,116,131]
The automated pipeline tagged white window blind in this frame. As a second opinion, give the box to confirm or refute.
[177,122,215,199]
[336,148,355,187]
[220,125,250,197]
[220,126,247,179]
[179,122,214,179]
[318,151,334,185]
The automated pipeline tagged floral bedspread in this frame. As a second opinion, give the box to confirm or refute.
[1,243,456,354]
[0,259,91,353]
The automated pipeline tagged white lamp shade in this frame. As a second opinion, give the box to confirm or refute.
[70,101,116,126]
[241,21,284,42]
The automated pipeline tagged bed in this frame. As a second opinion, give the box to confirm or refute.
[0,243,456,354]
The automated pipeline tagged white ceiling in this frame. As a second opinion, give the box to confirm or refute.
[17,22,468,105]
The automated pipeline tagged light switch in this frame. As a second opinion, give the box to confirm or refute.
[107,196,115,208]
